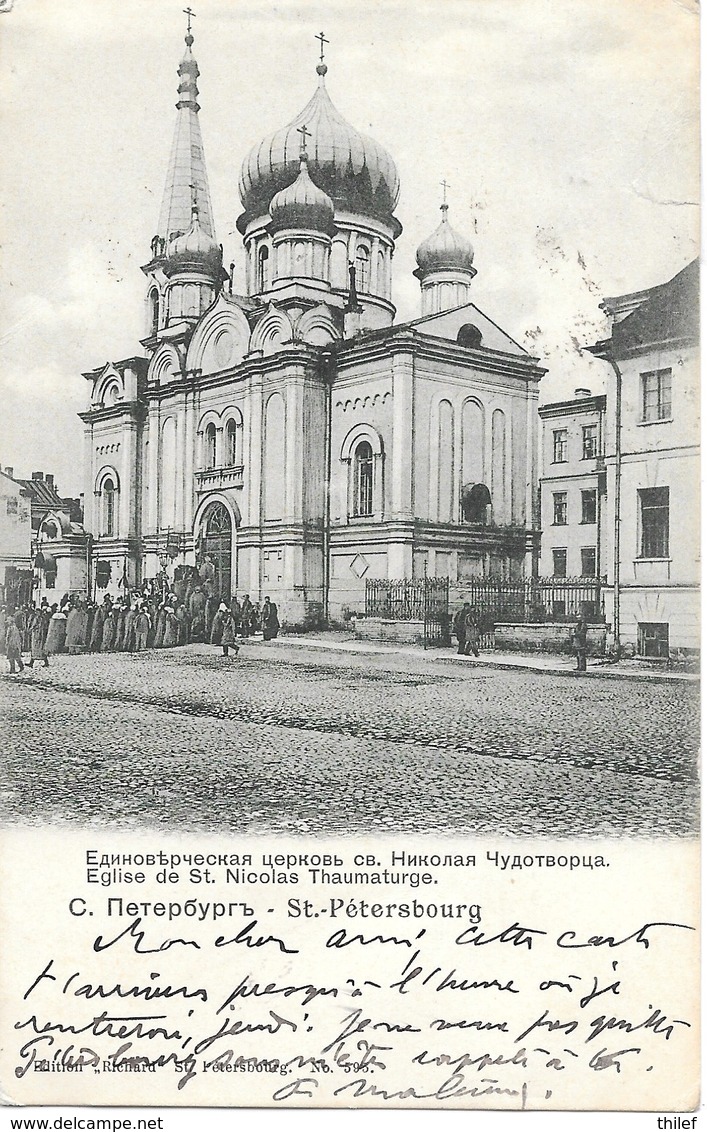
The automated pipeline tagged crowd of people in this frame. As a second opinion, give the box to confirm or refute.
[1,565,281,671]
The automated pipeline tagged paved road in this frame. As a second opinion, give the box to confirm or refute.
[0,642,698,837]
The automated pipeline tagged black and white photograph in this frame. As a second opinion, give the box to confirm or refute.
[0,0,700,1121]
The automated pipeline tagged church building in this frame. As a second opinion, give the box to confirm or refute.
[80,25,545,625]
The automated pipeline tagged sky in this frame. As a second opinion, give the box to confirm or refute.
[0,0,699,497]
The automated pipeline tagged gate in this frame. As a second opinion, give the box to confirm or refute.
[365,577,450,648]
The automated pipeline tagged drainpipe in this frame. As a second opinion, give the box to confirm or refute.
[322,348,334,625]
[606,353,622,653]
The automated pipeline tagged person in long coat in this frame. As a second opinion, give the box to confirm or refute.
[28,608,49,667]
[453,604,470,655]
[262,598,280,641]
[101,606,117,651]
[134,605,150,651]
[175,602,189,645]
[122,603,137,651]
[240,595,254,638]
[5,619,24,672]
[65,601,88,654]
[210,603,224,645]
[571,615,589,672]
[45,607,67,655]
[163,604,180,648]
[188,586,206,643]
[89,604,105,651]
[218,604,238,658]
[153,605,167,648]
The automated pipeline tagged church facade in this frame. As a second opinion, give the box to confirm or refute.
[80,28,544,625]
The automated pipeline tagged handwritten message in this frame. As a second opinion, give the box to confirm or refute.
[1,833,699,1110]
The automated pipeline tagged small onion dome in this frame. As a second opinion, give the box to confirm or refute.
[414,204,475,278]
[269,154,335,235]
[163,209,222,278]
[238,76,400,233]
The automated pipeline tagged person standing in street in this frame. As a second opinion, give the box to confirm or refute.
[572,615,588,672]
[218,603,238,658]
[464,608,481,657]
[5,618,24,673]
[453,603,470,655]
[261,597,280,641]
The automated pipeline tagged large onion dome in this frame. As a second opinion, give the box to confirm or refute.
[163,207,222,278]
[414,204,475,278]
[269,153,335,234]
[238,67,400,233]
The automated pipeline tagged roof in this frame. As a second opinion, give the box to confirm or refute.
[380,301,530,357]
[14,478,66,510]
[589,258,699,359]
[157,34,215,242]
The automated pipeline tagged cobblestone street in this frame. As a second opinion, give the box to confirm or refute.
[0,640,699,838]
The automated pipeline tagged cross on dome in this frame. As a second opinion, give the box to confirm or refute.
[316,30,329,77]
[184,7,196,35]
[297,123,312,158]
[441,178,450,207]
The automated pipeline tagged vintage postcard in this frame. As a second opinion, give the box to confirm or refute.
[0,0,700,1122]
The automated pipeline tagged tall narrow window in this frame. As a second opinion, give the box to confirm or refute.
[641,369,672,422]
[552,429,568,463]
[639,487,669,558]
[582,424,598,459]
[581,489,597,524]
[552,491,568,525]
[149,289,159,335]
[353,441,374,517]
[225,419,239,467]
[355,245,370,293]
[103,478,116,537]
[581,547,597,576]
[552,548,567,577]
[205,423,217,469]
[257,246,270,292]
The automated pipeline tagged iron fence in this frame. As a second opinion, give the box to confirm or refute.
[365,577,451,647]
[458,577,604,624]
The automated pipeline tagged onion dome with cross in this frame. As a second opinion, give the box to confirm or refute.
[269,125,336,235]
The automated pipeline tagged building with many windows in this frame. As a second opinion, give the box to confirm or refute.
[539,390,607,582]
[587,258,699,656]
[80,26,544,623]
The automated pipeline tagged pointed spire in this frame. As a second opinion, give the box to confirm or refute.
[156,15,215,244]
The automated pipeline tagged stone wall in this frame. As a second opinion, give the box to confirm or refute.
[494,622,607,656]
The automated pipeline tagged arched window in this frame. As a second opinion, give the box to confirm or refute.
[355,245,370,293]
[353,441,374,517]
[257,246,270,292]
[204,423,217,469]
[149,289,159,335]
[103,478,116,537]
[225,418,241,467]
[457,323,483,349]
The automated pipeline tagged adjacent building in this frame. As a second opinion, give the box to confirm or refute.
[80,27,544,623]
[587,258,699,656]
[539,389,607,583]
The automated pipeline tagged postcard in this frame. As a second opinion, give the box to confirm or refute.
[0,0,699,1120]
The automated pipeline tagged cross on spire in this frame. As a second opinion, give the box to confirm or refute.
[297,123,312,157]
[316,31,329,63]
[183,7,196,35]
[441,178,450,206]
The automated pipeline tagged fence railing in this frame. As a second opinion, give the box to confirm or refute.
[457,577,604,624]
[365,576,604,626]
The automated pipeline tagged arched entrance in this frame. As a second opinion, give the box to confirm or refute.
[198,500,233,600]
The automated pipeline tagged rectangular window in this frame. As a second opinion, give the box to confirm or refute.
[6,498,18,516]
[552,492,568,525]
[552,548,567,577]
[552,429,568,463]
[639,487,669,558]
[581,547,597,576]
[638,622,669,659]
[641,369,672,422]
[582,424,598,459]
[581,489,597,524]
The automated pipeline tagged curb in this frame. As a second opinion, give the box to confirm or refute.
[270,636,698,685]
